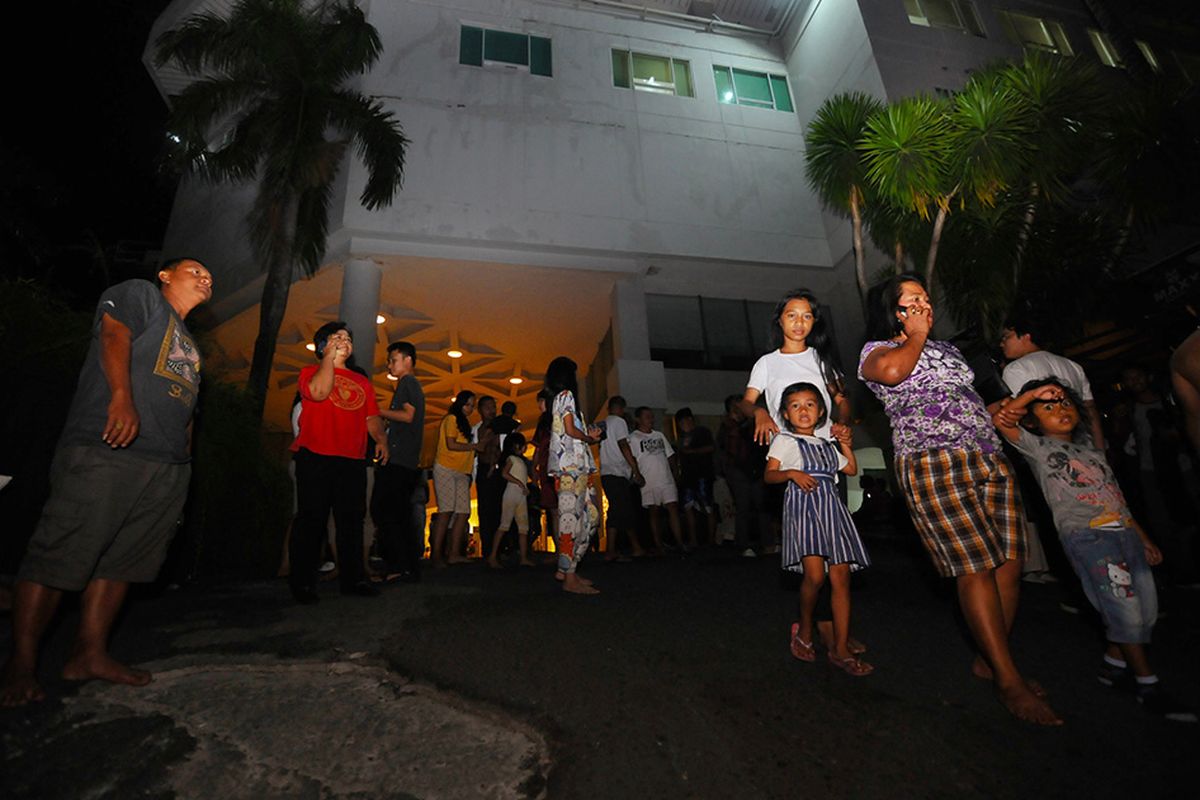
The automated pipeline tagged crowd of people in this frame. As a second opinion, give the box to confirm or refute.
[2,260,1198,730]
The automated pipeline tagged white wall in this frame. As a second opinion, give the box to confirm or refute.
[338,0,833,270]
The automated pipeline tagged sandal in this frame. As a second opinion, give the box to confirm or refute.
[789,623,816,662]
[828,652,874,677]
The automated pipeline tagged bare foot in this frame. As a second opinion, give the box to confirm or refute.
[446,556,469,565]
[519,559,536,567]
[486,558,503,570]
[431,559,448,570]
[0,660,46,707]
[562,574,600,595]
[998,682,1062,726]
[816,621,867,655]
[61,652,151,687]
[972,657,1047,697]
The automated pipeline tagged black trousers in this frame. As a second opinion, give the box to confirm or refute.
[372,463,422,574]
[292,449,366,591]
[726,466,770,550]
[476,465,505,557]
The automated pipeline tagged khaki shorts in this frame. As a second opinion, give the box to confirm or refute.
[19,445,190,591]
[433,462,472,515]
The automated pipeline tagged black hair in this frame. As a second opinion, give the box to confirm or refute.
[674,407,694,424]
[633,406,652,421]
[156,256,205,285]
[387,340,417,365]
[1017,377,1091,444]
[448,390,476,441]
[501,400,517,416]
[865,272,926,342]
[1002,309,1040,344]
[502,431,527,459]
[770,289,847,403]
[608,395,627,412]
[478,394,496,413]
[544,356,581,411]
[535,388,554,438]
[724,394,741,414]
[778,382,828,433]
[312,320,363,373]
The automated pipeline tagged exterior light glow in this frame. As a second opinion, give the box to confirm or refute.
[723,90,734,102]
[387,374,398,381]
[305,343,317,351]
[376,314,386,324]
[447,349,463,359]
[509,377,524,385]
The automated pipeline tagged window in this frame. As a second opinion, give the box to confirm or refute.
[645,295,804,371]
[1088,29,1123,68]
[459,25,552,76]
[995,11,1073,56]
[713,66,793,112]
[1136,40,1160,72]
[903,0,984,36]
[611,50,694,97]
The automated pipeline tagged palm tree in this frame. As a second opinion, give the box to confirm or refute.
[155,0,409,418]
[803,92,885,301]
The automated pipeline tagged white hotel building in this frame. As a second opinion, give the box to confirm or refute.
[144,0,1190,452]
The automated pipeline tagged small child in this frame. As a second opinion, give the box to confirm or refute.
[628,407,689,555]
[487,433,536,569]
[765,382,872,676]
[994,378,1196,722]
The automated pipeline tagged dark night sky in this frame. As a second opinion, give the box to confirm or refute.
[3,0,175,246]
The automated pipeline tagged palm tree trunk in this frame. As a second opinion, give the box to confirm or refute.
[925,204,950,291]
[1012,182,1040,286]
[247,196,297,421]
[894,240,904,274]
[850,188,866,303]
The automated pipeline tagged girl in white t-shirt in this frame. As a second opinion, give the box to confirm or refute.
[740,289,849,444]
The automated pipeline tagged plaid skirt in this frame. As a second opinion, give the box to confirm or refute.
[895,449,1027,577]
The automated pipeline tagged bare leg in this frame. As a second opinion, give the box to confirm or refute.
[664,503,687,549]
[447,514,470,563]
[684,507,699,547]
[827,564,855,661]
[430,512,451,567]
[972,559,1043,695]
[1114,642,1153,677]
[487,527,504,568]
[797,557,826,645]
[648,507,665,553]
[957,569,1061,725]
[518,527,535,566]
[0,581,63,706]
[61,579,151,687]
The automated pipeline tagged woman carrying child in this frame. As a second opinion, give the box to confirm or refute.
[766,382,872,675]
[994,379,1195,722]
[487,432,537,569]
[545,357,603,595]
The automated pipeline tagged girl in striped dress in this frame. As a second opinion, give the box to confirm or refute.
[765,382,873,676]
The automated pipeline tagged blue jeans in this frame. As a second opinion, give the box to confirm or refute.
[1061,527,1157,644]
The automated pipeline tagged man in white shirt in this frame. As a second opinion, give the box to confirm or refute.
[1000,322,1105,450]
[628,407,688,554]
[598,396,644,560]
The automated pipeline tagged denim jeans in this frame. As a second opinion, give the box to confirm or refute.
[1061,527,1157,644]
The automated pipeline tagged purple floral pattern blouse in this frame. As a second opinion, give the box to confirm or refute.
[858,339,1000,457]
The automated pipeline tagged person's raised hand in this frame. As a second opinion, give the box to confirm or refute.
[901,303,933,338]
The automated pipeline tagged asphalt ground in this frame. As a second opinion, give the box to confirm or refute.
[2,527,1198,799]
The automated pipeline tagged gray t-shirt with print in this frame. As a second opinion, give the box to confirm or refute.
[1009,429,1132,534]
[59,280,201,463]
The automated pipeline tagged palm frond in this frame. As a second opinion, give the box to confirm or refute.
[859,96,951,218]
[803,92,884,213]
[328,90,408,209]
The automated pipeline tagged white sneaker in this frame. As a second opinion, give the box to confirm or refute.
[318,561,336,573]
[741,548,757,558]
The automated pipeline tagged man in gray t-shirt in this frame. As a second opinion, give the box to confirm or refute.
[373,341,426,579]
[2,259,212,707]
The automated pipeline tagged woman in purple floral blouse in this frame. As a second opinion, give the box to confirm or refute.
[858,273,1061,726]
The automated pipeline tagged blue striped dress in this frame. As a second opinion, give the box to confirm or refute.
[777,435,870,574]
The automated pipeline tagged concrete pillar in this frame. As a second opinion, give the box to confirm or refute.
[339,258,382,376]
[607,276,667,408]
